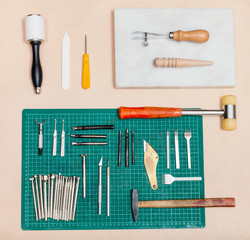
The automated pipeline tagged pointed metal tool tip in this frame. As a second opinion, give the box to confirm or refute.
[99,157,103,166]
[143,140,147,152]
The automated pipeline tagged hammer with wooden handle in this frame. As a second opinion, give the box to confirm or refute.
[119,95,236,131]
[131,189,235,222]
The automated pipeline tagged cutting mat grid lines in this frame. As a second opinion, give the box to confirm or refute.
[22,109,205,230]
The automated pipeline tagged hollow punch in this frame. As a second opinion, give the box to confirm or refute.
[70,134,106,138]
[33,175,41,219]
[57,174,63,220]
[43,175,48,221]
[30,177,38,221]
[107,160,110,217]
[52,175,58,219]
[98,157,103,215]
[72,177,80,221]
[47,175,51,217]
[71,142,108,146]
[69,176,76,220]
[65,177,70,221]
[72,125,114,130]
[39,175,44,218]
[50,174,55,217]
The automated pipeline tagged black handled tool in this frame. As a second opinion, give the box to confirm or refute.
[125,129,129,167]
[25,14,45,94]
[72,125,114,130]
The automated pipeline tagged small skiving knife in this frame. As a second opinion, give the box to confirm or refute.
[144,140,159,190]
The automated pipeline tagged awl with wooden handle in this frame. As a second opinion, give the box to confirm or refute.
[132,29,209,46]
[170,29,209,42]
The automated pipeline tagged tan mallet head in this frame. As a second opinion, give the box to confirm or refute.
[222,95,236,130]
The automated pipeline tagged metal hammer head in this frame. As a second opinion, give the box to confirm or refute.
[222,95,236,130]
[131,189,139,222]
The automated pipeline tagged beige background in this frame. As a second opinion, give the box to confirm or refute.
[0,0,249,239]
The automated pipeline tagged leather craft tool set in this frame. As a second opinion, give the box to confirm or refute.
[22,8,236,231]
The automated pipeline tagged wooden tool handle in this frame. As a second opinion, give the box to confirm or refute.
[173,30,209,43]
[119,107,182,119]
[139,198,236,208]
[154,58,213,68]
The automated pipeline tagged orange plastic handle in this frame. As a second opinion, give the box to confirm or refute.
[119,107,182,119]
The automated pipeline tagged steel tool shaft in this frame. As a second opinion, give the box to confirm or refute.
[72,125,114,130]
[72,142,108,146]
[39,175,44,218]
[118,130,121,166]
[61,119,65,157]
[80,154,87,198]
[72,177,80,220]
[43,175,48,221]
[98,157,103,215]
[30,177,39,221]
[132,130,135,165]
[107,160,110,217]
[70,134,106,138]
[34,175,41,219]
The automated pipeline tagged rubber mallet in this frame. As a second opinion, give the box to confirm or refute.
[131,189,235,222]
[119,95,236,130]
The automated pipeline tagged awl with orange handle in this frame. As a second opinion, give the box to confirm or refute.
[132,29,209,46]
[119,95,236,130]
[82,35,90,89]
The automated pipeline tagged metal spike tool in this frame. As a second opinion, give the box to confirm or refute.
[98,157,103,215]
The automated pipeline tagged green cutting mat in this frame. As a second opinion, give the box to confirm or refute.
[22,109,205,230]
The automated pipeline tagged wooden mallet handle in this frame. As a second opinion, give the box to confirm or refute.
[172,30,209,43]
[139,198,236,208]
[119,107,182,119]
